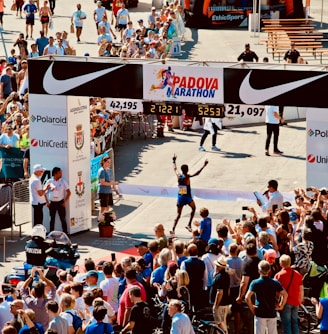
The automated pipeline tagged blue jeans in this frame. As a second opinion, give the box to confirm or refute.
[281,304,299,334]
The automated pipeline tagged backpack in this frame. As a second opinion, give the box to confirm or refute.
[66,311,83,333]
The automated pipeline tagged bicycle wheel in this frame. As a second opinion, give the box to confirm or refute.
[298,303,318,334]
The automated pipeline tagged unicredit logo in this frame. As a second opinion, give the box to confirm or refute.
[30,138,67,149]
[307,154,328,164]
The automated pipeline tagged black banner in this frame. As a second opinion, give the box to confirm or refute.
[224,68,328,108]
[0,148,24,179]
[28,60,143,99]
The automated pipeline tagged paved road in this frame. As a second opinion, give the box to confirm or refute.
[0,0,325,285]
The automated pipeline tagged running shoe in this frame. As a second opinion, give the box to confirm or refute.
[211,146,221,151]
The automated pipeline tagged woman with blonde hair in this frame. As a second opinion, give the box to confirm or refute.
[175,269,190,314]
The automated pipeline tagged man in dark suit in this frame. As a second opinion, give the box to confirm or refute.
[180,244,206,309]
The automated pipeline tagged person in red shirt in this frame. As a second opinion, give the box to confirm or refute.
[111,0,124,27]
[117,268,147,327]
[274,254,304,334]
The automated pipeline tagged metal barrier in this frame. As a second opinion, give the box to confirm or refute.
[12,179,31,236]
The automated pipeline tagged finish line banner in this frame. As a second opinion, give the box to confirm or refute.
[118,184,295,203]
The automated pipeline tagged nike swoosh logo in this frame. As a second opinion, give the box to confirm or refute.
[239,71,328,104]
[43,63,125,94]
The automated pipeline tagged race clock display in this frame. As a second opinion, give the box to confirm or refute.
[143,102,182,115]
[183,103,225,118]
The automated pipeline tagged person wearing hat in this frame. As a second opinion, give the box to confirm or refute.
[210,256,230,334]
[237,43,259,62]
[245,260,287,334]
[85,270,99,291]
[29,164,50,226]
[148,6,159,26]
[94,0,107,33]
[202,238,222,290]
[135,241,153,267]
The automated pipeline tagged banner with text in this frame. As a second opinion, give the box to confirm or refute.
[306,108,328,188]
[143,64,224,104]
[67,96,91,234]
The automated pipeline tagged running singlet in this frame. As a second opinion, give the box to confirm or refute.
[177,174,192,206]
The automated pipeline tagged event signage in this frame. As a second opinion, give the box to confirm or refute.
[67,96,91,234]
[29,94,91,234]
[306,108,328,188]
[28,59,143,99]
[106,98,143,113]
[143,64,224,104]
[224,69,328,108]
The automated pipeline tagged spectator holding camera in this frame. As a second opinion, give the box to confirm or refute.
[20,267,56,331]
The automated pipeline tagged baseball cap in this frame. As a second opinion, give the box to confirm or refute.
[85,270,98,278]
[151,6,156,10]
[208,238,219,246]
[97,1,102,4]
[33,164,45,173]
[245,43,250,47]
[96,260,107,268]
[135,241,148,248]
[137,19,143,23]
[289,211,298,222]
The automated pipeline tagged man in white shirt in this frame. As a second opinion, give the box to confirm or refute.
[168,299,195,334]
[100,261,119,312]
[29,164,49,226]
[265,105,284,156]
[258,179,284,213]
[45,167,71,234]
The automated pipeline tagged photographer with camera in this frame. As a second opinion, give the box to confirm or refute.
[20,267,56,332]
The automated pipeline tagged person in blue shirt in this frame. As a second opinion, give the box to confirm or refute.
[35,30,49,56]
[194,207,212,243]
[18,309,45,334]
[312,292,328,334]
[85,306,114,334]
[23,0,38,40]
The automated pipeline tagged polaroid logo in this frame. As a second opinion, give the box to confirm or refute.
[308,129,328,138]
[30,115,67,124]
[307,154,328,164]
[30,138,67,149]
[307,129,315,137]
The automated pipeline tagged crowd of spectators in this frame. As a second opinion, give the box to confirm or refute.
[1,0,186,61]
[1,182,328,333]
